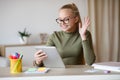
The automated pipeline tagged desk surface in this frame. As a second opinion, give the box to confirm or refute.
[0,65,120,80]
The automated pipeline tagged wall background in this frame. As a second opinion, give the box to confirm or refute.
[0,0,88,45]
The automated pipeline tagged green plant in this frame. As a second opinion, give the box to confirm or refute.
[18,28,31,41]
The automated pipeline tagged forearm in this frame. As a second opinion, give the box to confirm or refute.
[82,40,96,65]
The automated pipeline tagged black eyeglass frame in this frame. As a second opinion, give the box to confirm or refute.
[56,16,76,24]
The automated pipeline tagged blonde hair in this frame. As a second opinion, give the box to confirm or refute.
[60,3,82,25]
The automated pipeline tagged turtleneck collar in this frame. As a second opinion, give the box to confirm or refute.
[62,30,79,37]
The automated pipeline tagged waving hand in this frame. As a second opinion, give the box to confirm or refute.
[79,17,90,40]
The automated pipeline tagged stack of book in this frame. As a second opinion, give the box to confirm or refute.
[92,62,120,72]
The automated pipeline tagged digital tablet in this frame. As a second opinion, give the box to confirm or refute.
[35,46,65,68]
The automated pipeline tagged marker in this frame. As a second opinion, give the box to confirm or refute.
[104,70,111,73]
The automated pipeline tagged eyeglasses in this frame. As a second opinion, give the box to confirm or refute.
[56,16,75,24]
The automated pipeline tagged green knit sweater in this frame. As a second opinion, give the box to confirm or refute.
[46,30,95,65]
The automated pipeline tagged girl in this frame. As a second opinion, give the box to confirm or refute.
[34,3,95,66]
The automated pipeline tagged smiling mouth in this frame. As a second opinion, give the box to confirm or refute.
[62,26,67,29]
[61,25,69,29]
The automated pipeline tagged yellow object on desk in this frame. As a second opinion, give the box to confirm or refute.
[9,54,23,73]
[38,67,46,72]
[10,59,22,73]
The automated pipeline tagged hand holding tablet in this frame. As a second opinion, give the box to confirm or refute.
[34,50,47,65]
[35,46,65,68]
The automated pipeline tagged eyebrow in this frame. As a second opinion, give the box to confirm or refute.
[58,16,72,19]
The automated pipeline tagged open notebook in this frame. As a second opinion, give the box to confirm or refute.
[35,46,65,68]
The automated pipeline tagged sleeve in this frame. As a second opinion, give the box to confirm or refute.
[46,33,55,46]
[82,31,96,65]
[33,60,44,67]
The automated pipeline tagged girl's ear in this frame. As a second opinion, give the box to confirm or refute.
[75,16,79,23]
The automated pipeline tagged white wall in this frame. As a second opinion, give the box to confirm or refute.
[0,0,88,45]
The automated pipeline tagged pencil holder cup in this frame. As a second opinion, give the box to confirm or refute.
[10,59,22,73]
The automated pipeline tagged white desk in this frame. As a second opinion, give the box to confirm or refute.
[0,65,120,80]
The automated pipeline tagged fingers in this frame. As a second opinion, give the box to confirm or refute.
[79,17,90,29]
[79,16,90,40]
[34,50,47,58]
[35,55,47,63]
[34,50,48,64]
[34,50,45,57]
[84,17,90,27]
[79,22,82,28]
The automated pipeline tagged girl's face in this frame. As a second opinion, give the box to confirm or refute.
[57,9,78,32]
